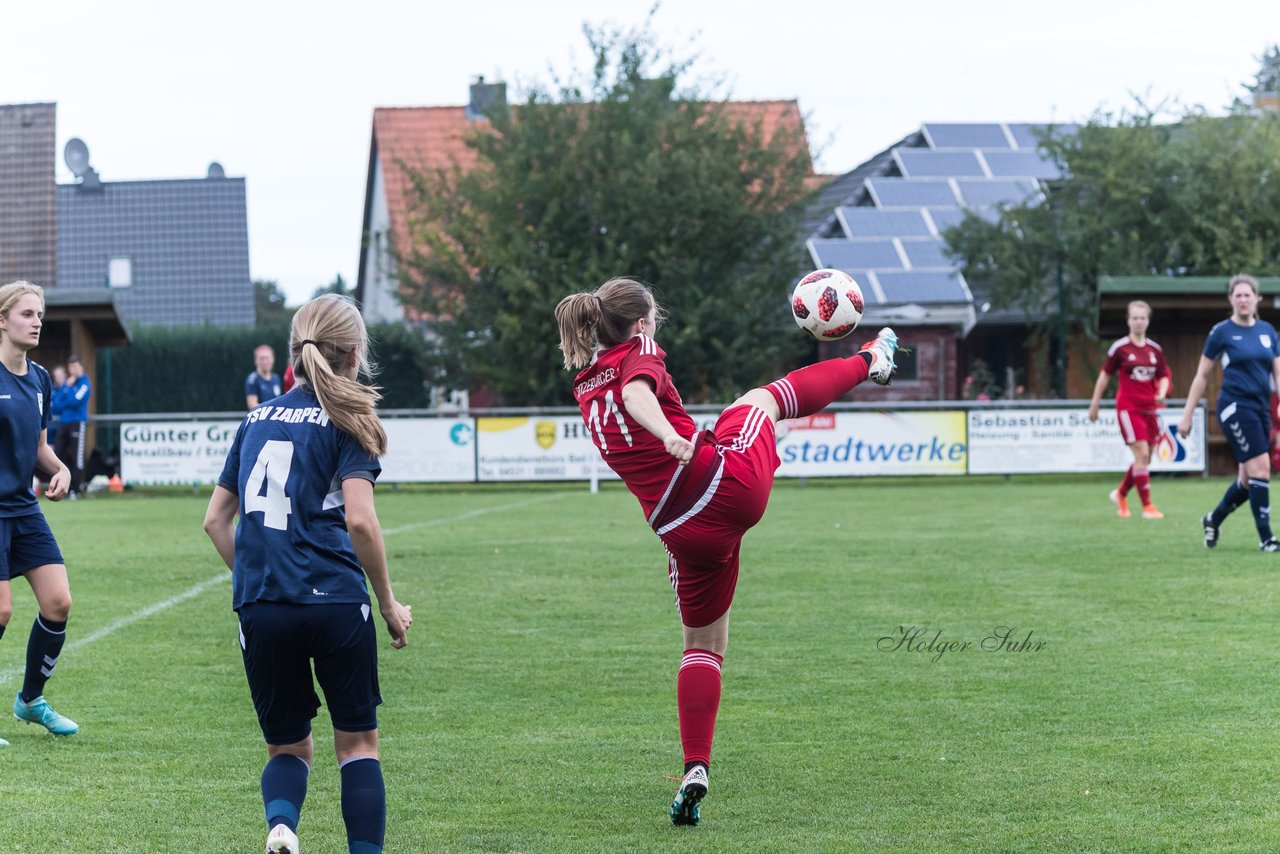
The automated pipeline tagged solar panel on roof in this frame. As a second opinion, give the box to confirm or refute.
[982,150,1063,180]
[924,208,965,232]
[954,178,1041,207]
[1006,122,1079,150]
[876,270,970,305]
[836,207,933,238]
[899,239,952,269]
[896,150,986,178]
[922,123,1011,149]
[808,239,904,271]
[865,178,958,207]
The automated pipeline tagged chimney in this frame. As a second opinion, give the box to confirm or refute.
[467,76,507,121]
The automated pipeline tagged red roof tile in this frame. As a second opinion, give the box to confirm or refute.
[371,98,815,264]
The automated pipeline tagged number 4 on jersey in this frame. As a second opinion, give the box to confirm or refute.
[245,440,294,530]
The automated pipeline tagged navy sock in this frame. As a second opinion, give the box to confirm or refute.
[262,754,310,833]
[1249,478,1273,541]
[340,756,385,854]
[1211,481,1250,526]
[0,622,6,641]
[21,615,66,703]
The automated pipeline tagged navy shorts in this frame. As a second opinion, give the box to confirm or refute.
[0,513,65,581]
[1218,399,1271,464]
[237,602,382,745]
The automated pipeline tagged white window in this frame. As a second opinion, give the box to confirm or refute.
[108,257,132,288]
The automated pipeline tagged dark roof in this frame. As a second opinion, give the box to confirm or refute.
[43,289,131,346]
[0,103,56,287]
[57,176,253,326]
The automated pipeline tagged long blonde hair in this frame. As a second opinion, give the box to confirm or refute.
[290,295,387,456]
[554,277,665,370]
[0,281,44,319]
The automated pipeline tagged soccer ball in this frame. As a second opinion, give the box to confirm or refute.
[790,269,865,341]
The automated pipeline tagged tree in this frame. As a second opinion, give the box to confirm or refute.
[946,103,1280,389]
[396,17,814,405]
[1246,44,1280,98]
[311,273,350,300]
[253,279,294,325]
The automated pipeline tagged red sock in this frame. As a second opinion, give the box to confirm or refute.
[1119,465,1134,498]
[677,649,723,768]
[766,356,871,419]
[1133,469,1151,506]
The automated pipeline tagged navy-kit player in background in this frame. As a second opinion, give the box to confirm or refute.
[0,281,79,747]
[1179,275,1280,551]
[245,344,283,409]
[204,295,413,854]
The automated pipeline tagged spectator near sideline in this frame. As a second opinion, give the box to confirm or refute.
[47,365,68,446]
[53,356,90,499]
[1087,300,1171,519]
[244,344,283,409]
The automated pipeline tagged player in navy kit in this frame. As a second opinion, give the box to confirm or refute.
[245,344,284,409]
[0,282,79,748]
[1087,301,1172,519]
[204,295,413,854]
[1178,275,1280,551]
[556,277,899,826]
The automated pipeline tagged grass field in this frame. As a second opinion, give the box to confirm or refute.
[0,474,1278,852]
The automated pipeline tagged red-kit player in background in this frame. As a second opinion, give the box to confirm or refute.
[555,277,899,827]
[1087,300,1172,519]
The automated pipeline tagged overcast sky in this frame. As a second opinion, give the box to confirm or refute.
[4,0,1275,306]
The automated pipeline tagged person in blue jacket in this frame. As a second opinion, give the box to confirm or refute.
[52,356,90,499]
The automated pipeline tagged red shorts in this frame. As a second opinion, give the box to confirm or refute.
[652,405,780,628]
[1117,408,1161,445]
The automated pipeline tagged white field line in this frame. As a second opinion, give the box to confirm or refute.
[0,492,569,680]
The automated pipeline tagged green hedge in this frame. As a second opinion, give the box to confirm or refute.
[100,322,430,414]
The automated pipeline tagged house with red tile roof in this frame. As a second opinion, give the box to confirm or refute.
[355,80,821,324]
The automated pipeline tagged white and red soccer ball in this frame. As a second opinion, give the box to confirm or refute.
[790,268,865,341]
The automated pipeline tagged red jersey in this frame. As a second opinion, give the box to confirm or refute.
[1102,336,1171,412]
[572,334,696,516]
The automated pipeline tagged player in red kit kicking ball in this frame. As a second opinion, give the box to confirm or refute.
[555,277,898,826]
[1087,300,1172,519]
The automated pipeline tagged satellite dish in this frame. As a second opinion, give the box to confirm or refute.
[207,161,225,179]
[64,138,90,177]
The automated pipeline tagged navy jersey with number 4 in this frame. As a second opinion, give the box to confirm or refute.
[1203,319,1280,410]
[0,359,52,518]
[218,387,381,610]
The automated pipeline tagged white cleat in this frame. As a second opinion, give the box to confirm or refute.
[859,327,899,385]
[266,823,299,854]
[670,764,709,826]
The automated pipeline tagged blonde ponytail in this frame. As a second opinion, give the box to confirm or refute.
[290,295,388,457]
[554,277,663,370]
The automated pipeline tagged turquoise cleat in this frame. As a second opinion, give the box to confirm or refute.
[13,692,79,736]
